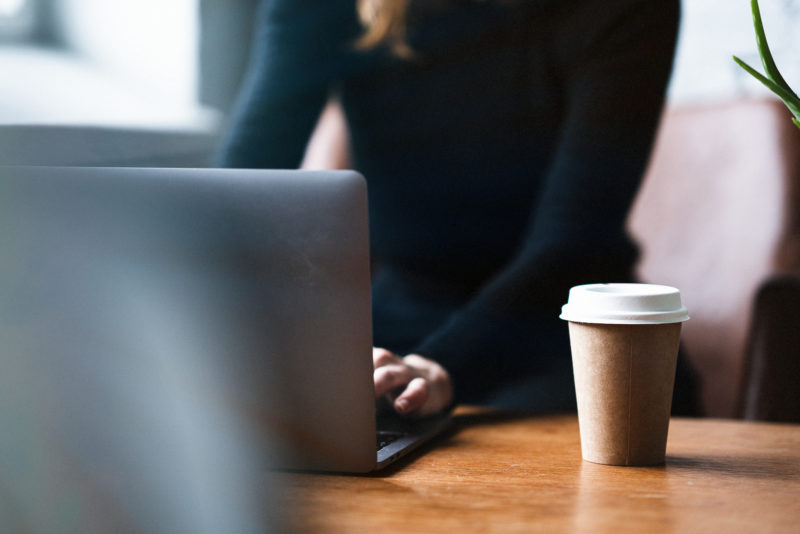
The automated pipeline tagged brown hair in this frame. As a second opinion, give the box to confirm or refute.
[355,0,414,57]
[356,0,522,57]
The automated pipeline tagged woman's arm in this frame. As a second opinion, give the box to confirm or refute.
[301,98,353,170]
[216,0,359,168]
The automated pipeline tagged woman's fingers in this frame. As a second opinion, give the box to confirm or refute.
[372,348,453,417]
[373,347,407,398]
[402,354,453,417]
[394,376,428,415]
[373,362,413,398]
[372,347,400,368]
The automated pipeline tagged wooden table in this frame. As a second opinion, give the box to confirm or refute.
[276,410,800,533]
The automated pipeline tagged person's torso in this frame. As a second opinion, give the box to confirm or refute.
[340,0,567,281]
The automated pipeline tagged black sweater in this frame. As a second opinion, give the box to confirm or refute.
[218,0,680,405]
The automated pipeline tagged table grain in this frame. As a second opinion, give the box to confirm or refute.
[275,410,800,533]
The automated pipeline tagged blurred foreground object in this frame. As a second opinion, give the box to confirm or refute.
[0,166,282,533]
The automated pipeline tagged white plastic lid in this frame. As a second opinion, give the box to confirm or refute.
[560,283,689,325]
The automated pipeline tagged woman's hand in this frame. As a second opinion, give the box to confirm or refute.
[372,347,453,417]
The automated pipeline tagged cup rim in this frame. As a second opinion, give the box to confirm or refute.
[559,283,690,325]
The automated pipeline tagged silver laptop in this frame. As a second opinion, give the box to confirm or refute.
[0,166,450,476]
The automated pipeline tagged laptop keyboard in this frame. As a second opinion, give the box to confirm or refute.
[377,431,404,451]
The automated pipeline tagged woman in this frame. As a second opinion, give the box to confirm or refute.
[218,0,695,417]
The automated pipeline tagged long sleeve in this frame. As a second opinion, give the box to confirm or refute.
[413,0,680,401]
[216,0,361,169]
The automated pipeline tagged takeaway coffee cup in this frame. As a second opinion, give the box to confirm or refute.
[560,283,689,466]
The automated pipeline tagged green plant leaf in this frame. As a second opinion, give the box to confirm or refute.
[733,56,800,117]
[750,0,797,98]
[734,0,800,131]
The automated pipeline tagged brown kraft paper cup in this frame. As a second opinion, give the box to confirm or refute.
[568,321,682,466]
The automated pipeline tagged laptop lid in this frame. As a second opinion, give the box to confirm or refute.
[0,166,379,474]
